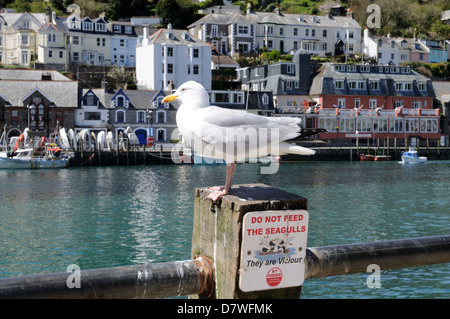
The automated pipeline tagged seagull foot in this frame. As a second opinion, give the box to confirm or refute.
[207,188,228,202]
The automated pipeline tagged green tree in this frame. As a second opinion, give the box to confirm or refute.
[156,0,194,29]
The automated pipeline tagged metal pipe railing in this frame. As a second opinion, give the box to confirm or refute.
[0,256,214,299]
[305,235,450,279]
[0,236,448,299]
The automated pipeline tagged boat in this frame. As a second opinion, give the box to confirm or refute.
[401,147,427,164]
[0,146,70,169]
[360,154,391,161]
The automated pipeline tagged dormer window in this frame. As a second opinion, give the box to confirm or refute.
[167,31,174,40]
[95,22,106,32]
[83,19,93,31]
[183,31,190,40]
[68,16,81,30]
[114,25,121,33]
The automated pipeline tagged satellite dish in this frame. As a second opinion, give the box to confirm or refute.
[66,4,81,17]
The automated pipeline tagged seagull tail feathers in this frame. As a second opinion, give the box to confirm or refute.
[279,142,316,156]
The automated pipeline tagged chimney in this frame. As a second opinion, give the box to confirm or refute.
[246,3,252,15]
[413,28,416,40]
[45,6,51,24]
[52,12,56,24]
[142,27,149,45]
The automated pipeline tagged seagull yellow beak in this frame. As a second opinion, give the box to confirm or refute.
[162,94,177,103]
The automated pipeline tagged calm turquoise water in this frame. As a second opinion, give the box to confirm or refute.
[0,161,449,298]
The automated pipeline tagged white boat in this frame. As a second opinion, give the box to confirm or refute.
[0,147,70,169]
[401,147,427,164]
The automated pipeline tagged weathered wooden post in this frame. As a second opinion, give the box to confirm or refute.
[191,183,309,299]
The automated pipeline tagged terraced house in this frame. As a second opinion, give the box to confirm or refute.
[189,4,361,57]
[0,7,139,69]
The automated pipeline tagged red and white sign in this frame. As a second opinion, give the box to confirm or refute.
[239,210,309,292]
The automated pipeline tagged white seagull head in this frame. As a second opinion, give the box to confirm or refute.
[162,81,210,109]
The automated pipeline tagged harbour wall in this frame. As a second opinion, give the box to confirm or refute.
[69,147,450,167]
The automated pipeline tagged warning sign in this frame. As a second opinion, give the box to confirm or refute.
[239,210,309,292]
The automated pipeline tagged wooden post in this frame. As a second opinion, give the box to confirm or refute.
[191,183,308,299]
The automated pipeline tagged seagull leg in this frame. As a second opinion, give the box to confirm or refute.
[207,162,237,202]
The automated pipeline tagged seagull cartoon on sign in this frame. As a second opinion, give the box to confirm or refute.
[162,81,321,202]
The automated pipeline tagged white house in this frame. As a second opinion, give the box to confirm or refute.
[136,25,212,91]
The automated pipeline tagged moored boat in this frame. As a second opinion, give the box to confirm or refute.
[0,146,70,169]
[360,154,391,161]
[401,147,427,164]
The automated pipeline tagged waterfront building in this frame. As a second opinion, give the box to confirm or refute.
[78,87,177,146]
[109,20,139,67]
[0,69,77,139]
[136,25,212,91]
[309,63,442,144]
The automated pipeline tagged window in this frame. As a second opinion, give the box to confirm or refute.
[125,26,132,34]
[420,119,438,133]
[337,98,346,108]
[334,80,344,89]
[369,99,377,109]
[48,50,53,58]
[287,64,294,73]
[21,51,28,64]
[390,118,403,132]
[373,118,388,132]
[167,47,173,56]
[262,94,269,105]
[120,39,125,47]
[339,118,355,132]
[85,94,96,106]
[354,98,361,108]
[59,51,63,59]
[192,48,199,58]
[266,26,274,35]
[21,35,28,46]
[84,112,101,120]
[305,29,309,36]
[312,29,315,37]
[193,65,199,74]
[137,111,145,123]
[319,118,338,132]
[114,25,121,33]
[293,28,298,36]
[83,21,93,31]
[116,110,125,123]
[22,20,30,30]
[370,81,379,90]
[360,66,370,72]
[73,36,79,45]
[48,34,56,43]
[412,101,422,109]
[238,25,249,35]
[117,96,125,107]
[167,64,173,73]
[357,118,371,132]
[157,110,166,123]
[394,100,404,108]
[96,23,106,32]
[348,80,365,90]
[406,118,419,133]
[323,30,327,37]
[418,83,426,91]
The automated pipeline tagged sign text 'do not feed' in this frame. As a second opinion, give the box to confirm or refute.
[239,210,309,292]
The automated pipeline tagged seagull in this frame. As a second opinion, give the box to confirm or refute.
[162,81,319,202]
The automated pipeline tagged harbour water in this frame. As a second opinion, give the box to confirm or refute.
[0,160,449,299]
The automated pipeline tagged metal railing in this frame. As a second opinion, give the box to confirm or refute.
[0,235,448,299]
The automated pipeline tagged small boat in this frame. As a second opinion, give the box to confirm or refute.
[0,146,70,169]
[401,147,427,164]
[360,154,391,161]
